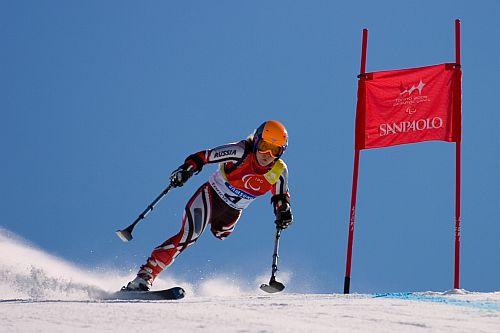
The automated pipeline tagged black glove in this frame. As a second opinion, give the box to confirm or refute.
[170,164,194,187]
[275,203,293,230]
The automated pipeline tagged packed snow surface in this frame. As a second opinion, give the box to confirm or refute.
[1,229,499,332]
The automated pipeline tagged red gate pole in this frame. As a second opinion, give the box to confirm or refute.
[344,28,368,294]
[454,18,462,290]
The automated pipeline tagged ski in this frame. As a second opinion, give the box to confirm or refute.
[108,287,185,301]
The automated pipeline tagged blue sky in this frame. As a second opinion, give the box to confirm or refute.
[1,1,498,293]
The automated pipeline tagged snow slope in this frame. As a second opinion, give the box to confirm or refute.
[1,229,499,332]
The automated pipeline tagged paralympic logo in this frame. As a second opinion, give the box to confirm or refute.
[399,79,425,97]
[242,175,264,191]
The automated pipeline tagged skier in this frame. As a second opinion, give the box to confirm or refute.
[123,120,293,291]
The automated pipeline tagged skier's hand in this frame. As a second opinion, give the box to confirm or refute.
[170,164,194,187]
[275,203,293,230]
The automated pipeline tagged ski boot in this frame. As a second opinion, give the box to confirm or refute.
[122,273,153,292]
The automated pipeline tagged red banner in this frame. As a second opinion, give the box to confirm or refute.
[355,63,462,150]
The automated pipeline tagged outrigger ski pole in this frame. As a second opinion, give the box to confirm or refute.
[116,184,173,242]
[260,226,285,293]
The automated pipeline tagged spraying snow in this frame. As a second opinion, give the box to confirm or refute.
[0,228,499,332]
[0,229,110,300]
[0,228,276,300]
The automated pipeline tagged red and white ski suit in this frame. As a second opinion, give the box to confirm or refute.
[138,139,290,282]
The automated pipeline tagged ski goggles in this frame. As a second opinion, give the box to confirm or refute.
[256,140,284,158]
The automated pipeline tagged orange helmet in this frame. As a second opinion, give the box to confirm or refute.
[253,120,288,158]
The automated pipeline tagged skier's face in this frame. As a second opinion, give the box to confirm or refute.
[256,150,275,166]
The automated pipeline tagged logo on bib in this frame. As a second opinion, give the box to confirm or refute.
[225,182,255,200]
[242,175,264,191]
